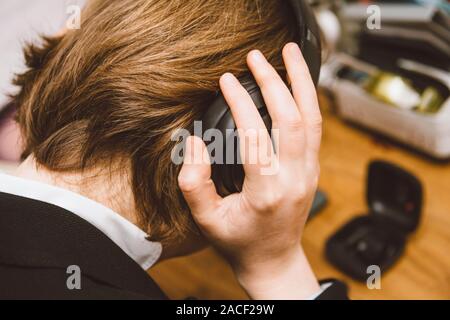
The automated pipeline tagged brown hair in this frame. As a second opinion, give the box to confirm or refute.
[13,0,296,244]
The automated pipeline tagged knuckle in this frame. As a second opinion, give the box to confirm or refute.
[178,174,200,193]
[307,116,323,132]
[259,71,278,88]
[291,177,319,203]
[255,191,284,212]
[310,163,321,185]
[310,175,320,192]
[285,118,304,131]
[292,183,308,201]
[315,166,321,184]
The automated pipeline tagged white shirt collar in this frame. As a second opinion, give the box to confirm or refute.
[0,172,162,270]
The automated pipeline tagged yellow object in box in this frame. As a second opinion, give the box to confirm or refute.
[416,87,444,114]
[366,72,421,110]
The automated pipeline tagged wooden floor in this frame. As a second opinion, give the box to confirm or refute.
[149,95,450,300]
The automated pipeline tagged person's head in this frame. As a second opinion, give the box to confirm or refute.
[13,0,297,251]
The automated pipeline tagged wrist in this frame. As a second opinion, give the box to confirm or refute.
[234,246,320,300]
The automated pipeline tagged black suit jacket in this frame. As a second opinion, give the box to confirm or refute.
[0,192,347,300]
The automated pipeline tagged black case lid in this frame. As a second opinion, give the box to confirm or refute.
[367,160,423,233]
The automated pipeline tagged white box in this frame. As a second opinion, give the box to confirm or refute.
[321,54,450,159]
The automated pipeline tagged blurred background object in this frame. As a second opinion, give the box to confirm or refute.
[0,0,86,166]
[319,0,450,159]
[326,160,423,281]
[0,0,85,108]
[0,103,22,162]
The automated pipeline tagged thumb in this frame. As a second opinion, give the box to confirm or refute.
[178,135,222,221]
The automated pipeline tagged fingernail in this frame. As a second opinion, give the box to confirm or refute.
[221,72,236,84]
[288,42,301,57]
[249,50,266,63]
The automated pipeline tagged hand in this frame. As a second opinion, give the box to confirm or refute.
[178,43,322,300]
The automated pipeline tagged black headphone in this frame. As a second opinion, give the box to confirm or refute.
[201,0,322,196]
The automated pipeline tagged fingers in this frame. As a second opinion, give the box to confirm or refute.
[246,50,305,163]
[219,73,275,179]
[247,50,301,125]
[178,136,222,221]
[219,73,269,133]
[282,43,322,161]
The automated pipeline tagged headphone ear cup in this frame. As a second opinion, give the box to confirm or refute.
[230,130,244,194]
[216,110,240,195]
[226,107,271,195]
[202,79,272,197]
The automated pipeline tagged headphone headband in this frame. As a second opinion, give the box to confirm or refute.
[288,0,322,85]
